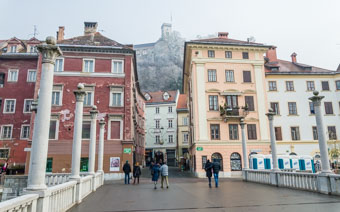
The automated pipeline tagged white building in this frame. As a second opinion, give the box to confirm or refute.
[265,48,340,159]
[144,90,180,166]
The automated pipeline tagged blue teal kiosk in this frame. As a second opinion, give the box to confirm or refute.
[250,154,265,170]
[290,155,300,170]
[264,155,273,169]
[278,155,290,169]
[299,155,315,173]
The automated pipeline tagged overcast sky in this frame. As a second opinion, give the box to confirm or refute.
[1,0,339,70]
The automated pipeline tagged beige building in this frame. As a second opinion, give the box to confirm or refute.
[176,94,189,168]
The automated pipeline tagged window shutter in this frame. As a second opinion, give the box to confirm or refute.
[245,96,254,111]
[274,127,282,140]
[243,71,251,82]
[110,121,121,139]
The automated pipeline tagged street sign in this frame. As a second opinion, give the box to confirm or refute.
[196,147,203,151]
[123,148,132,154]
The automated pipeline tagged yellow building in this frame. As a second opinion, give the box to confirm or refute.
[176,94,189,169]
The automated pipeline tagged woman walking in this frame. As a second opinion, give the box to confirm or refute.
[133,162,141,184]
[204,159,213,188]
[152,162,161,189]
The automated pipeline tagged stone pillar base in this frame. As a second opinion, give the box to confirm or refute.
[317,173,331,194]
[270,172,278,186]
[242,169,248,181]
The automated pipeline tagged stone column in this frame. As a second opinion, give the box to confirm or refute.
[27,37,62,190]
[88,106,98,175]
[309,91,332,174]
[97,118,105,174]
[239,118,248,169]
[266,109,279,171]
[70,84,86,180]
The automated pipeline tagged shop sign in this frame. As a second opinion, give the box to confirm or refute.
[196,147,203,151]
[124,148,132,154]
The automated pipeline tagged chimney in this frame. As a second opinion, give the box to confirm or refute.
[84,22,98,36]
[218,32,229,39]
[266,46,277,62]
[57,26,65,41]
[291,52,297,63]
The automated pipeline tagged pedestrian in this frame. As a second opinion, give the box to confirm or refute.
[152,162,161,189]
[160,161,169,189]
[212,160,221,188]
[204,159,213,188]
[133,162,141,184]
[123,160,131,185]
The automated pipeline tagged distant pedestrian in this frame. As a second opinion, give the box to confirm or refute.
[150,161,155,177]
[152,162,161,189]
[123,160,131,185]
[160,162,169,189]
[212,161,221,188]
[133,162,141,184]
[204,160,213,188]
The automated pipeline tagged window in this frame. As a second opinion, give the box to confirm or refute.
[0,73,5,87]
[291,127,300,140]
[242,52,249,59]
[168,135,173,143]
[155,107,159,114]
[54,59,64,72]
[0,149,9,159]
[211,153,223,170]
[23,99,33,113]
[155,120,160,129]
[111,93,123,107]
[306,81,315,91]
[208,95,218,111]
[225,51,232,58]
[82,121,91,139]
[328,126,337,140]
[49,120,58,140]
[229,124,238,140]
[21,125,30,139]
[110,120,121,140]
[312,126,318,140]
[208,50,215,58]
[230,153,242,171]
[321,81,330,91]
[336,81,340,90]
[112,60,124,73]
[52,91,61,106]
[1,126,13,139]
[286,81,294,91]
[155,135,160,144]
[274,127,282,141]
[168,120,173,128]
[8,69,18,82]
[30,46,37,53]
[226,95,238,108]
[309,102,315,114]
[243,71,251,82]
[4,99,16,113]
[0,99,2,110]
[247,124,257,140]
[80,158,88,172]
[268,81,277,91]
[10,45,17,53]
[183,132,189,143]
[182,117,188,126]
[84,91,93,106]
[208,69,217,82]
[270,102,280,115]
[324,102,333,114]
[27,70,37,82]
[288,102,297,115]
[83,59,94,73]
[225,70,234,82]
[245,96,254,111]
[202,156,207,169]
[210,124,220,140]
[168,106,172,113]
[46,158,53,172]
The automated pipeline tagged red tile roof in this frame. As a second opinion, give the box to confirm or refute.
[265,59,335,74]
[190,35,269,47]
[144,91,177,104]
[177,94,188,110]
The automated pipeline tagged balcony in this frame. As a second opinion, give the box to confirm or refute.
[220,104,249,120]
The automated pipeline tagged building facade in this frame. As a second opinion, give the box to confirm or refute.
[176,94,189,167]
[144,90,179,166]
[183,32,272,177]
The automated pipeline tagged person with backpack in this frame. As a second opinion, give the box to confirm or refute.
[204,159,213,188]
[212,160,221,188]
[160,161,169,189]
[123,160,131,185]
[133,162,141,184]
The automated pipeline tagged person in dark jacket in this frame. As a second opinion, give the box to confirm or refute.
[212,161,221,187]
[133,162,142,184]
[204,160,213,188]
[123,160,132,184]
[152,162,161,189]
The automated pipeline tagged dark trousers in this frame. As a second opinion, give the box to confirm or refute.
[133,176,140,184]
[125,173,130,184]
[208,177,211,186]
[213,173,219,187]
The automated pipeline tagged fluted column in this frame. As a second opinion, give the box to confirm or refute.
[309,91,332,174]
[266,109,279,171]
[70,84,86,180]
[97,118,105,173]
[88,106,98,174]
[239,118,248,169]
[27,37,62,190]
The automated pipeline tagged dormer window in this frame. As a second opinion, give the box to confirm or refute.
[271,67,279,71]
[163,92,169,100]
[10,45,17,53]
[30,46,37,53]
[144,93,151,101]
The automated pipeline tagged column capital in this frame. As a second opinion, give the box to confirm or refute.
[90,105,98,119]
[73,83,86,102]
[99,118,106,127]
[309,91,324,106]
[266,109,275,121]
[37,36,62,64]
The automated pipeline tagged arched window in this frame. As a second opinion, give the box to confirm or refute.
[211,153,223,171]
[230,152,242,171]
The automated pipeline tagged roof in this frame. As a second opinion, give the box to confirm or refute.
[189,36,271,48]
[134,42,156,49]
[265,59,337,75]
[144,91,178,104]
[57,32,127,48]
[177,94,188,110]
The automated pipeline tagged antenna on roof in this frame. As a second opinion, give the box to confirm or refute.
[170,12,173,24]
[33,25,38,38]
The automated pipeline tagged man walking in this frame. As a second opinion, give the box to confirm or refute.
[160,161,169,189]
[204,159,213,188]
[212,160,221,188]
[123,160,131,184]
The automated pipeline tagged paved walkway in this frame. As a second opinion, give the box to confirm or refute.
[69,169,340,212]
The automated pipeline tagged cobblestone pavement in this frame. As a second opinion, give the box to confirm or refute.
[69,169,340,212]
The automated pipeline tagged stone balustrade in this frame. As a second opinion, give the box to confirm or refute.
[277,172,318,191]
[47,181,77,212]
[0,193,38,212]
[45,173,71,187]
[80,175,93,199]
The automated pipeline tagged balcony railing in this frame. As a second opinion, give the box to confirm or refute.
[220,105,249,119]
